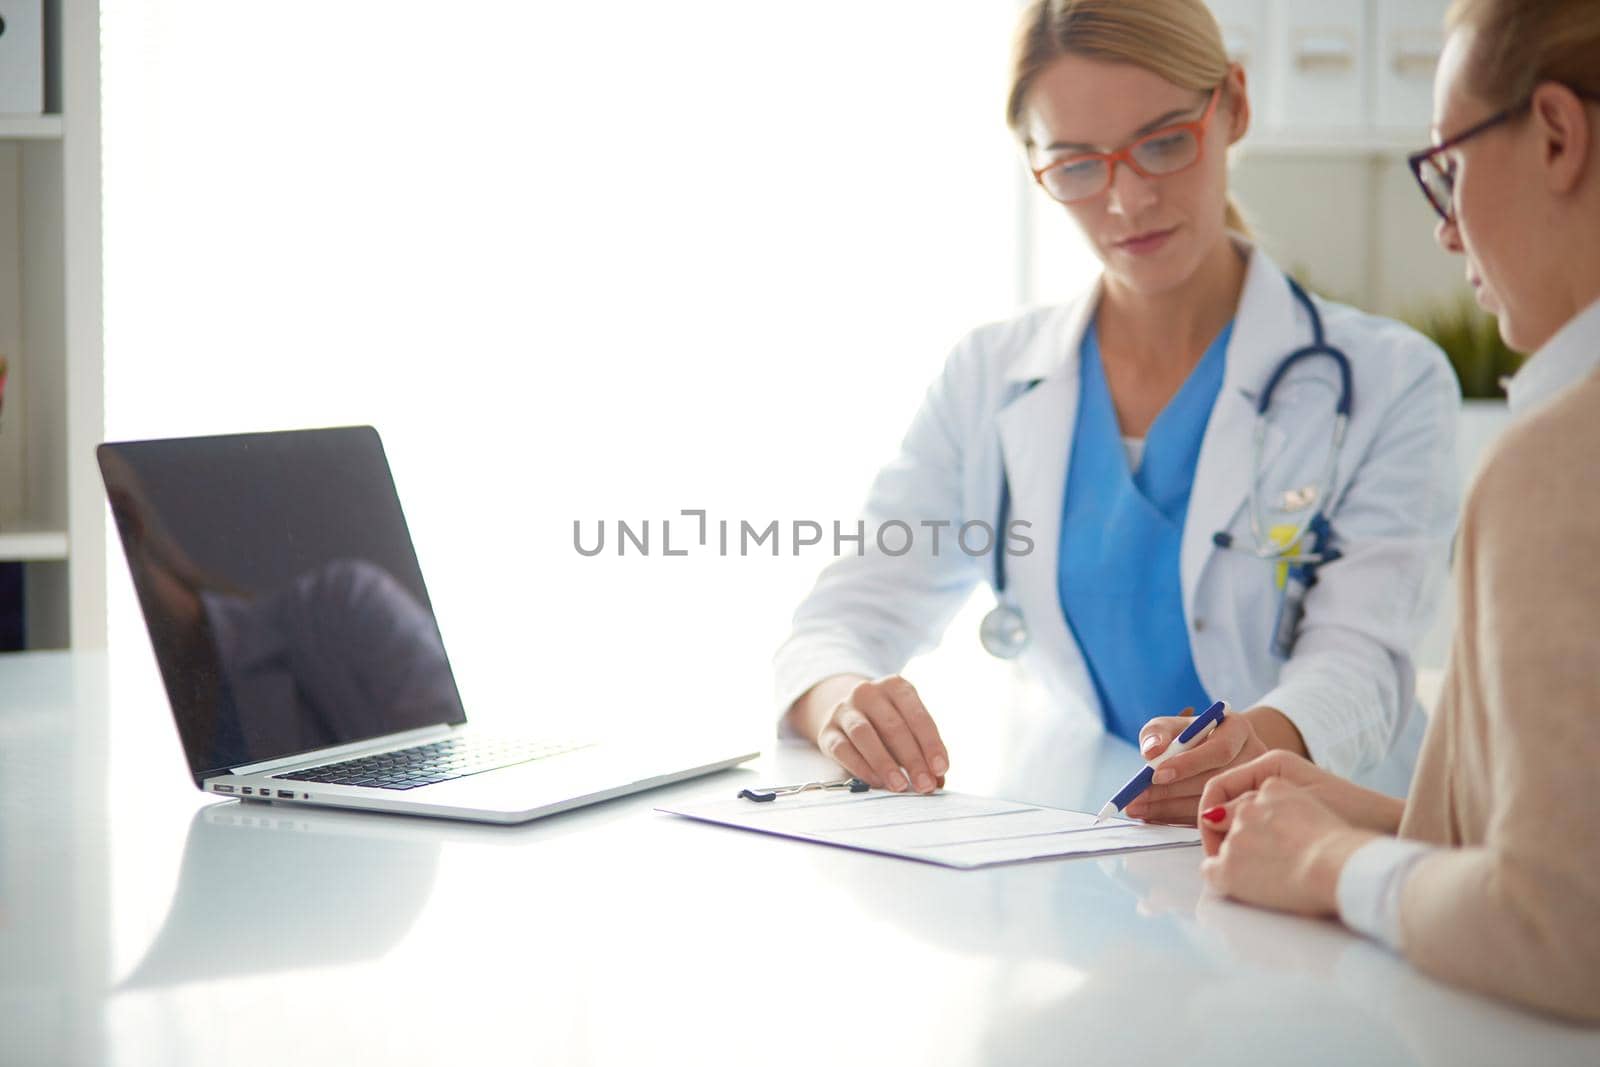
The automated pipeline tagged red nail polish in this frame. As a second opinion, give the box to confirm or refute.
[1201,805,1226,824]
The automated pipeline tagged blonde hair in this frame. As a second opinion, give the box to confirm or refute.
[1446,0,1600,109]
[1006,0,1250,235]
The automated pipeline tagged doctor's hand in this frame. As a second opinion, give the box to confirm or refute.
[1121,707,1274,825]
[788,674,949,794]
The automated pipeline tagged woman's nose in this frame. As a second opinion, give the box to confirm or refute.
[1105,159,1157,218]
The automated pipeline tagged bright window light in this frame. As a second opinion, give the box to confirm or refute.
[101,1,1099,740]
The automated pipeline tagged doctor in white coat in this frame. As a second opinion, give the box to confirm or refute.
[775,0,1460,823]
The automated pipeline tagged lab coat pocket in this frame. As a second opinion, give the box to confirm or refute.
[1252,375,1347,525]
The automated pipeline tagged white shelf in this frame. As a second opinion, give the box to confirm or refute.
[0,116,64,141]
[1237,132,1422,159]
[0,1,105,650]
[0,527,70,562]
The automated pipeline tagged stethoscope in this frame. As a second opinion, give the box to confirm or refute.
[978,459,1035,659]
[979,277,1352,662]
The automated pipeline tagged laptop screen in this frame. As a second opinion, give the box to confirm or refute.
[98,426,467,785]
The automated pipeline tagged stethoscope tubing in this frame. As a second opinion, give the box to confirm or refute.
[985,277,1353,659]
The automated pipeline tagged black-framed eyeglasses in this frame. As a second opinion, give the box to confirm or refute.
[1409,88,1600,223]
[1407,101,1530,223]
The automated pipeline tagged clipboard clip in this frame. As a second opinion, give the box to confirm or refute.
[738,776,869,802]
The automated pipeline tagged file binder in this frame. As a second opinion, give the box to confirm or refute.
[0,2,44,116]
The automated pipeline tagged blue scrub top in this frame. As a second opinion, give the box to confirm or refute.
[1057,316,1232,745]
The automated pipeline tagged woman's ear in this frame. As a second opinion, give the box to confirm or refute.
[1224,62,1251,146]
[1531,80,1591,195]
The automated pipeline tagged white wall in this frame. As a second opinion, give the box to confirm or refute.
[100,0,1473,755]
[100,1,1046,739]
[1228,153,1465,318]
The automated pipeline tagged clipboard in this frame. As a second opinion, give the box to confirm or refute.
[657,785,1200,869]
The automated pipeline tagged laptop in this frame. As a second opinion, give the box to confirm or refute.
[98,425,758,823]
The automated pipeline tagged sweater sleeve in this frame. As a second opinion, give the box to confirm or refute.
[1338,836,1436,951]
[1395,411,1600,1023]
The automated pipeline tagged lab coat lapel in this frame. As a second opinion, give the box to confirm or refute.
[1181,247,1297,617]
[996,288,1101,716]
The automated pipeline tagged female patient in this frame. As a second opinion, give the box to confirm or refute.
[1195,0,1600,1022]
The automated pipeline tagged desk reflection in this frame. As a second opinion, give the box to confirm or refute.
[118,803,441,988]
[1175,879,1600,1066]
[792,727,1419,1066]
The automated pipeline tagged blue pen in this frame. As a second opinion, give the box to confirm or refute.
[1093,700,1229,824]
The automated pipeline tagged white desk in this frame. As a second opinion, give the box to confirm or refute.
[2,651,1596,1066]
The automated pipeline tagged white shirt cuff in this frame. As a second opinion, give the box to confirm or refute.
[1336,836,1436,951]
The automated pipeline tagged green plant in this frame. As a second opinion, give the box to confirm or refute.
[1404,294,1525,400]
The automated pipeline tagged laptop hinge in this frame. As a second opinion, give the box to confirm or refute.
[217,722,460,778]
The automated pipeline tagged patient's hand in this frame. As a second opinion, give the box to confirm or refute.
[1196,749,1405,848]
[1197,776,1375,917]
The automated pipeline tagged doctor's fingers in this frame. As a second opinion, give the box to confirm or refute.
[849,679,948,791]
[1124,794,1203,827]
[1137,707,1195,760]
[1147,715,1256,787]
[1123,771,1210,820]
[830,708,915,791]
[817,722,898,792]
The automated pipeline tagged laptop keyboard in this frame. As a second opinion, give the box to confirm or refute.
[274,736,591,791]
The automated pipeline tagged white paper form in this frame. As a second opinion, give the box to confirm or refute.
[657,789,1200,869]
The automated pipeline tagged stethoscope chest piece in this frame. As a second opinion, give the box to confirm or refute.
[979,603,1030,659]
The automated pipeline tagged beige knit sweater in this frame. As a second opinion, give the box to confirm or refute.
[1397,365,1600,1022]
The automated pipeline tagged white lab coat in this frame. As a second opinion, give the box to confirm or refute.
[775,245,1460,792]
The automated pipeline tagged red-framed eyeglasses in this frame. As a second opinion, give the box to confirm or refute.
[1030,87,1222,205]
